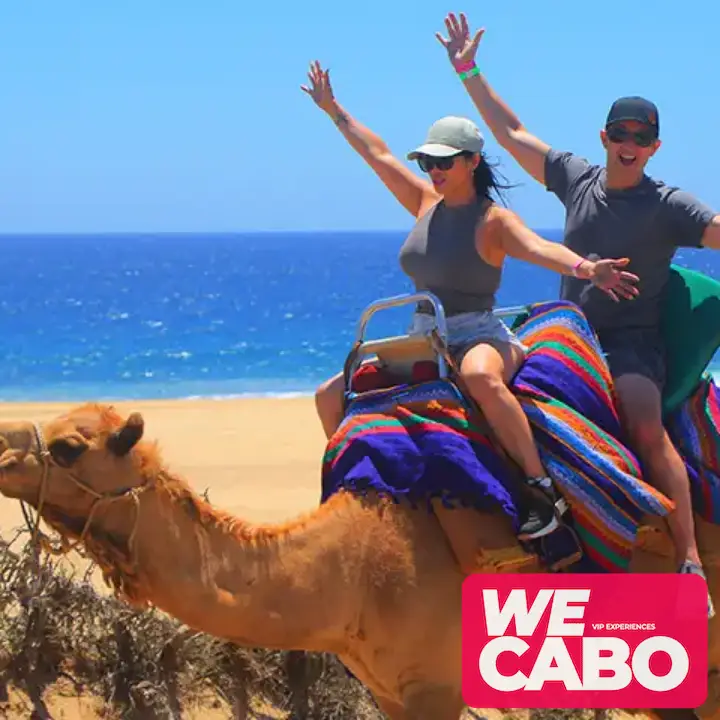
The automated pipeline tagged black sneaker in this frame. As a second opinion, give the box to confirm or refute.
[516,477,568,541]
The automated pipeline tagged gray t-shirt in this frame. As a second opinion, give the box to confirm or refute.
[545,148,716,332]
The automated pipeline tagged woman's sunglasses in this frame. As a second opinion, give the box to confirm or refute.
[606,125,657,148]
[417,154,461,173]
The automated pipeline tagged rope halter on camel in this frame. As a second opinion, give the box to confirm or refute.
[13,421,154,592]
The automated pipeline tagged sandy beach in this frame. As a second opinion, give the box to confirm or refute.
[0,395,328,538]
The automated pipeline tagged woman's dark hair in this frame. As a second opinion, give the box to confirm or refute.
[462,151,516,206]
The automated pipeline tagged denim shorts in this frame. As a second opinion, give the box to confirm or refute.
[409,310,527,368]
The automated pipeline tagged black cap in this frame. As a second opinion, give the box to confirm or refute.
[606,96,659,137]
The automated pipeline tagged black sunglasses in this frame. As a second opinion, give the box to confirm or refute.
[417,154,463,173]
[606,124,657,148]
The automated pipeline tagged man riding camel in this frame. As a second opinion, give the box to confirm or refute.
[434,11,720,617]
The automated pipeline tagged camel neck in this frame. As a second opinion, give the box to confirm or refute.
[131,485,360,653]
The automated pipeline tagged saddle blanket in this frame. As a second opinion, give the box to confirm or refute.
[322,301,719,573]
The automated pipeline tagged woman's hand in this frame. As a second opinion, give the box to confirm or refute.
[300,60,338,117]
[435,12,484,70]
[584,258,640,302]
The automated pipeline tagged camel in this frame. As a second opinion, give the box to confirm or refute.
[0,402,718,720]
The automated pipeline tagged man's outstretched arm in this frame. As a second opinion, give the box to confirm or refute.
[461,67,550,186]
[436,12,550,186]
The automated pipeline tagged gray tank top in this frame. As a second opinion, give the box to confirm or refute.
[398,199,502,316]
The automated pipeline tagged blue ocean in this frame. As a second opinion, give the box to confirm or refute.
[0,230,717,402]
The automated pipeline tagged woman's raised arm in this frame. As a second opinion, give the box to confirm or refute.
[301,61,439,217]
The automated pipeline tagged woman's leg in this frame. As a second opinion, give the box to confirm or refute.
[315,372,345,439]
[458,340,566,539]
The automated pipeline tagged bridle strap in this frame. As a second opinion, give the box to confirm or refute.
[19,422,151,588]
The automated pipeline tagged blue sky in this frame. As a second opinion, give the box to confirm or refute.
[2,0,717,233]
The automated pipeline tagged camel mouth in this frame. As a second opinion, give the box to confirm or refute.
[0,454,38,501]
[0,479,35,502]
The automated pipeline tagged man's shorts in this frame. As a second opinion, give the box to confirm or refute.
[596,327,667,390]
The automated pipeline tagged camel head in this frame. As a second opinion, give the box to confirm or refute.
[0,403,152,585]
[0,403,202,607]
[0,403,145,508]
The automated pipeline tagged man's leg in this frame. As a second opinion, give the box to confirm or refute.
[613,373,714,618]
[602,329,714,618]
[613,373,700,567]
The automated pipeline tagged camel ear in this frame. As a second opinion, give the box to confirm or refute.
[49,434,90,468]
[106,413,144,457]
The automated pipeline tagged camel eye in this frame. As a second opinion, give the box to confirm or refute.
[48,436,89,468]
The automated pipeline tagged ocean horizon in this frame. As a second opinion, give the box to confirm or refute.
[0,229,717,403]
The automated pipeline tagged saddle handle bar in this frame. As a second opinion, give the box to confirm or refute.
[355,294,538,342]
[354,291,449,343]
[345,294,543,397]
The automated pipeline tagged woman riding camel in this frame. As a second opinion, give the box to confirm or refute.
[301,60,640,540]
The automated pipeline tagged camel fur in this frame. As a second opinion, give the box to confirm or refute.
[0,402,718,720]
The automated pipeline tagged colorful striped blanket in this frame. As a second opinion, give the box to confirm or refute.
[667,374,720,524]
[321,301,718,573]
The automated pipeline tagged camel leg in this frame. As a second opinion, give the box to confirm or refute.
[336,653,408,720]
[401,683,465,720]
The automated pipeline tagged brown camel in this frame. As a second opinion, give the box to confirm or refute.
[0,402,718,720]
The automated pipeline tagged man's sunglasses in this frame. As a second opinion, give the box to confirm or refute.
[606,124,657,148]
[417,154,463,173]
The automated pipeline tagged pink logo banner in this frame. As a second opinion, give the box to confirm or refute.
[462,574,708,709]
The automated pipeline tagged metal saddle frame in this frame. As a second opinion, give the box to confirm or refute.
[341,290,533,408]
